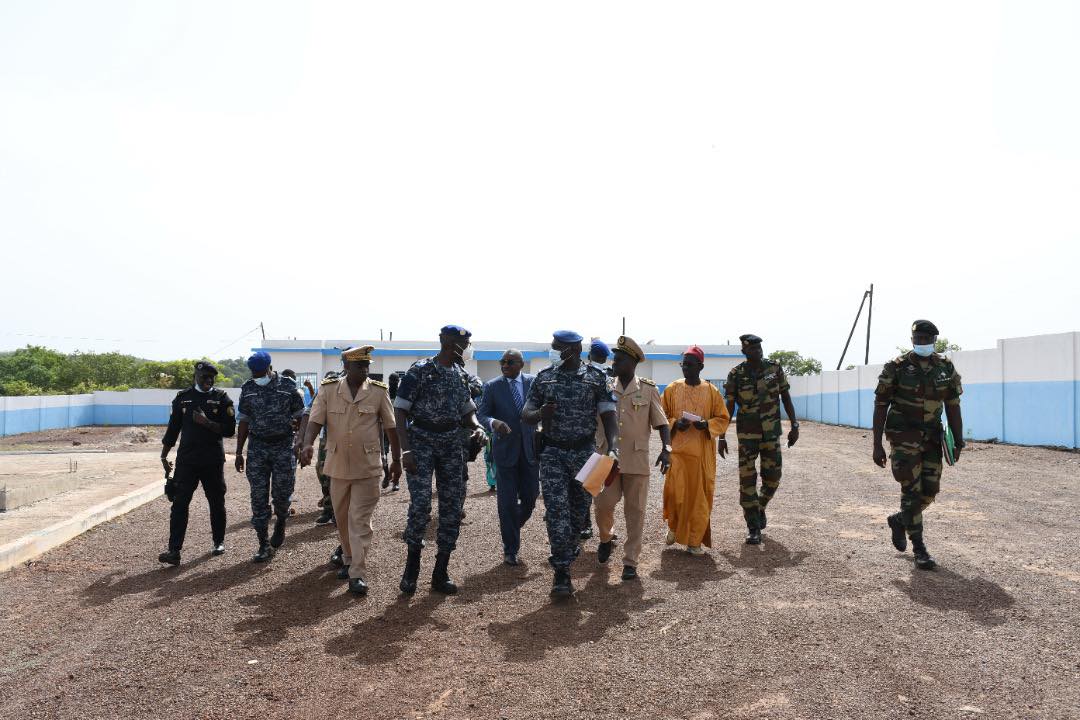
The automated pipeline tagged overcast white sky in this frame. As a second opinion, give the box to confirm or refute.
[1,1,1077,368]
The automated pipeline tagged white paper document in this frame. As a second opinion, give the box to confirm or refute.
[680,411,702,422]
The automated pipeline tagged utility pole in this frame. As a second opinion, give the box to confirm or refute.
[836,286,872,370]
[259,322,265,341]
[622,316,626,335]
[864,283,874,365]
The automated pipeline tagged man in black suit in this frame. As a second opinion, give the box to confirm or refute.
[476,349,538,566]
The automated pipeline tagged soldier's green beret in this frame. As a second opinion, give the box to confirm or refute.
[911,320,939,336]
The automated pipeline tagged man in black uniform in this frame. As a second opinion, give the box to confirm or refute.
[158,361,237,566]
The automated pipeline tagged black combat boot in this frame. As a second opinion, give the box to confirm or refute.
[270,514,287,548]
[431,551,458,595]
[336,565,350,580]
[158,549,181,566]
[597,540,614,564]
[550,569,573,598]
[315,507,334,525]
[911,536,936,570]
[330,545,344,567]
[759,507,768,531]
[252,531,274,563]
[399,544,422,595]
[887,513,907,552]
[744,508,761,545]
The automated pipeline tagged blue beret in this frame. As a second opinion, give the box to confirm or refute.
[590,338,610,358]
[246,351,272,372]
[553,330,583,343]
[440,325,472,338]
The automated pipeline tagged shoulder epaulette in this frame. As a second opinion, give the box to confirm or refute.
[174,389,187,399]
[640,377,656,386]
[321,376,340,386]
[369,379,388,389]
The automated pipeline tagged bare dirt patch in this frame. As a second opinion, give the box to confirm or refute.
[0,423,1077,719]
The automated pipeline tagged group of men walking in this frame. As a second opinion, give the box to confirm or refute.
[158,319,964,598]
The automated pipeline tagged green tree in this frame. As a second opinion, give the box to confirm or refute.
[767,350,823,376]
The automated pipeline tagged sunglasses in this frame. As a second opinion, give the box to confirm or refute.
[500,359,520,366]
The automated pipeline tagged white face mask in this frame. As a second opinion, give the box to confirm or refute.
[549,348,566,368]
[590,361,608,372]
[253,374,272,386]
[912,344,935,357]
[193,383,210,393]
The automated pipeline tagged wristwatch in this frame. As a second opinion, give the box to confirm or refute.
[663,444,673,453]
[790,421,800,429]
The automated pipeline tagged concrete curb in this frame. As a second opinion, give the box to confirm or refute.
[0,480,163,574]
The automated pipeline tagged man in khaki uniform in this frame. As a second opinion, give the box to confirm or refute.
[594,336,672,581]
[300,346,401,596]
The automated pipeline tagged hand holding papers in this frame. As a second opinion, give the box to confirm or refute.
[575,452,620,497]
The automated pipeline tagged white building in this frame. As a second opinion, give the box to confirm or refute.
[254,338,745,391]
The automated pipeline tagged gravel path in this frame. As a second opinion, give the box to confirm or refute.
[1,422,1077,719]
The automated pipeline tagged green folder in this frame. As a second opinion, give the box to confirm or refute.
[942,423,957,466]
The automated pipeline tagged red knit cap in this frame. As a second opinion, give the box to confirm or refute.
[684,345,705,363]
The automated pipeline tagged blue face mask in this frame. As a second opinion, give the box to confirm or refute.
[253,374,272,386]
[912,344,935,357]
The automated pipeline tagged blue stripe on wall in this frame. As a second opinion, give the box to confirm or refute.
[789,380,1079,448]
[838,390,859,427]
[960,382,1004,442]
[95,405,134,426]
[1003,381,1075,448]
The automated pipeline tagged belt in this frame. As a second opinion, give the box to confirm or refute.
[411,418,458,433]
[250,433,291,442]
[543,435,594,451]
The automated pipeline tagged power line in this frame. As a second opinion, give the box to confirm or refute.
[210,325,263,358]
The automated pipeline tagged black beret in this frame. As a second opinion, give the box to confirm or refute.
[739,334,763,346]
[194,361,218,375]
[911,320,939,336]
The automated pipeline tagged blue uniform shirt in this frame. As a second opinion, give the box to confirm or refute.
[237,374,305,439]
[524,364,616,442]
[393,357,475,424]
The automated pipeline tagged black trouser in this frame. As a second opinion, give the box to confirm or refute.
[169,460,227,552]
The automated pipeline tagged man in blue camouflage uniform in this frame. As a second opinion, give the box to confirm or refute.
[394,325,486,595]
[235,351,305,563]
[523,330,620,598]
[449,356,486,521]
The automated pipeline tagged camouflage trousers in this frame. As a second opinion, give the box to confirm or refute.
[404,427,467,552]
[539,446,593,571]
[738,437,782,525]
[246,437,296,533]
[889,437,942,538]
[315,434,332,509]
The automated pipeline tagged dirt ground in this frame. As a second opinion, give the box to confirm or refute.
[0,422,1077,720]
[0,426,174,453]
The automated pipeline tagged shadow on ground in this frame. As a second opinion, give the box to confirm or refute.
[233,564,358,646]
[486,568,663,662]
[718,536,810,576]
[891,565,1015,626]
[650,548,735,590]
[80,518,336,609]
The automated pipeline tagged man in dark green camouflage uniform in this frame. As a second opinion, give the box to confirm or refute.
[722,334,800,545]
[873,319,964,570]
